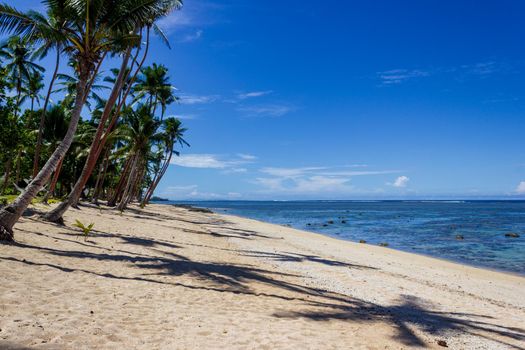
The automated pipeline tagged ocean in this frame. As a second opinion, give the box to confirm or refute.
[160,200,525,275]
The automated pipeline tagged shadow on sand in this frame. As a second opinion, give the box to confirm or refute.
[3,207,525,349]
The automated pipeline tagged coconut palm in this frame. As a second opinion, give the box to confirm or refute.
[0,0,182,240]
[31,2,71,177]
[25,71,45,112]
[116,104,162,210]
[0,36,45,115]
[133,63,177,118]
[53,71,109,111]
[45,2,181,223]
[142,117,188,206]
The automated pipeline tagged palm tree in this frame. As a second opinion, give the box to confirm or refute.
[142,117,188,206]
[31,3,71,178]
[133,63,177,118]
[117,105,162,210]
[12,71,44,185]
[25,71,44,112]
[39,104,69,203]
[0,0,181,240]
[0,36,44,115]
[53,71,109,111]
[45,3,181,223]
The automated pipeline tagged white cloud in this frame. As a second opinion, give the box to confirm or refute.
[157,11,193,33]
[221,168,248,174]
[260,167,326,178]
[179,29,203,43]
[179,94,219,105]
[378,69,429,85]
[294,176,352,193]
[160,185,243,200]
[237,90,273,100]
[319,170,400,177]
[237,153,257,160]
[171,154,255,169]
[254,165,400,195]
[171,154,229,168]
[516,181,525,194]
[237,104,293,117]
[391,176,410,188]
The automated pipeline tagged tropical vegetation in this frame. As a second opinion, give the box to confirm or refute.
[0,0,188,241]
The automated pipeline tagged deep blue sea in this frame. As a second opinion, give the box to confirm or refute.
[162,200,525,275]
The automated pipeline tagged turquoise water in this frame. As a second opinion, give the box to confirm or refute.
[163,200,525,274]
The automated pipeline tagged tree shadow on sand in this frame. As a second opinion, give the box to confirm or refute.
[274,294,525,349]
[240,250,378,269]
[3,228,525,348]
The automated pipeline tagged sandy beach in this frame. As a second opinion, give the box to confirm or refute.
[1,203,524,349]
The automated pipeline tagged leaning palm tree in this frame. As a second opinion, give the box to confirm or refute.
[44,2,181,223]
[40,104,69,203]
[0,0,180,240]
[31,2,71,177]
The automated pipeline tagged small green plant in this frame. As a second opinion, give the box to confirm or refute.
[73,220,95,241]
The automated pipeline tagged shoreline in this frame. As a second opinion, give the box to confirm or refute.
[168,203,525,278]
[1,203,524,349]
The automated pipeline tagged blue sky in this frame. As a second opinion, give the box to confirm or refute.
[16,1,525,199]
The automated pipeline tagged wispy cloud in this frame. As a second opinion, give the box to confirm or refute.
[378,61,511,86]
[237,104,294,117]
[461,62,499,76]
[237,153,257,160]
[171,153,255,169]
[255,166,400,194]
[377,69,430,85]
[389,175,410,188]
[260,167,327,178]
[237,90,273,100]
[157,11,193,33]
[179,29,203,43]
[516,181,525,194]
[160,184,243,200]
[178,94,219,105]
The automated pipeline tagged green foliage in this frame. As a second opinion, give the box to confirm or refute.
[73,220,95,241]
[0,195,18,205]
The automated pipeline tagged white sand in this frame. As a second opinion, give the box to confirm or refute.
[0,203,524,349]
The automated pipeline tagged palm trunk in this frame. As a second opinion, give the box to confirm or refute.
[108,156,132,207]
[91,146,110,204]
[33,47,61,178]
[117,154,139,211]
[142,149,173,206]
[14,150,22,186]
[0,64,90,240]
[42,156,64,204]
[2,158,12,195]
[44,49,133,221]
[127,157,144,205]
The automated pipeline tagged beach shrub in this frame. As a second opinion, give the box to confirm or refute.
[73,220,95,241]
